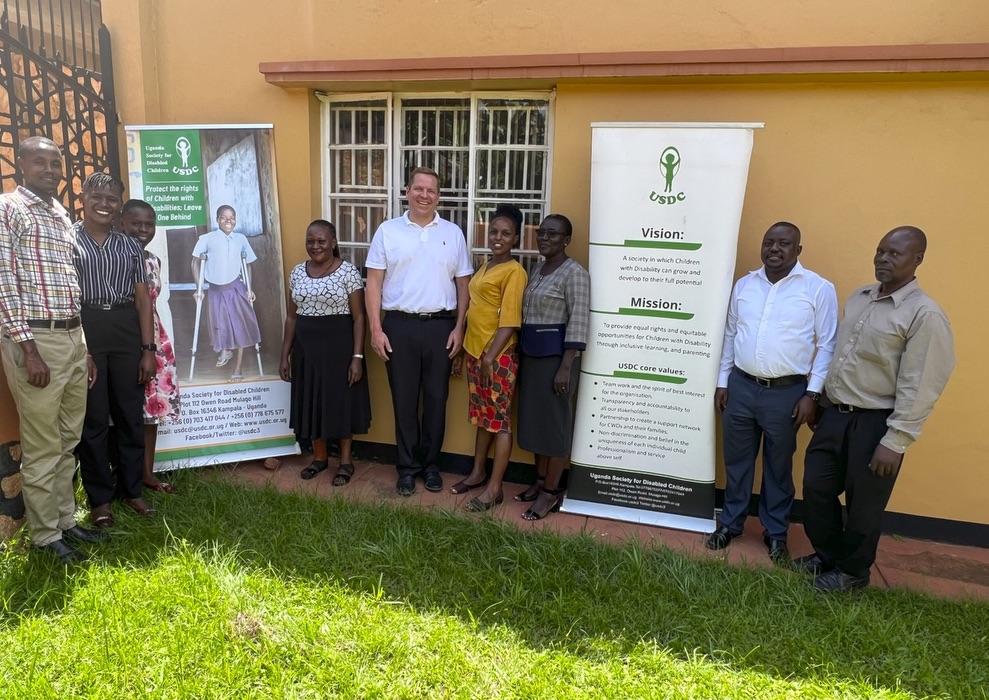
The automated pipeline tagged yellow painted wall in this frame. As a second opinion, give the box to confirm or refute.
[551,82,985,523]
[4,1,983,523]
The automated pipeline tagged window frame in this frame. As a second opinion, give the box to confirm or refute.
[317,89,555,271]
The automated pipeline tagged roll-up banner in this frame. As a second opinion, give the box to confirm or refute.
[125,124,298,470]
[564,123,762,533]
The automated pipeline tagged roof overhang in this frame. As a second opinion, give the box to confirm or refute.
[260,43,989,91]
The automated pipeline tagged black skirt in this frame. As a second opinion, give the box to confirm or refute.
[290,314,371,441]
[516,353,580,457]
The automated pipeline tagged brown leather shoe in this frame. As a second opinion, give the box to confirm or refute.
[90,503,115,528]
[123,497,157,517]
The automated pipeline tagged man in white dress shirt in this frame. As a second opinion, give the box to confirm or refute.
[708,222,838,563]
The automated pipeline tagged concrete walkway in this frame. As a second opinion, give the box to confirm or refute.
[221,454,989,602]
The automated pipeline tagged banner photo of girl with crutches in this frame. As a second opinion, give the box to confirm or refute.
[125,124,298,470]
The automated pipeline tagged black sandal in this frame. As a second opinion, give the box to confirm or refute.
[522,487,565,521]
[332,463,354,486]
[465,494,504,512]
[300,460,328,480]
[450,476,489,494]
[514,477,544,502]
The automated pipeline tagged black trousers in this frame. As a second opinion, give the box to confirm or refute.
[719,369,805,540]
[802,404,896,577]
[78,307,145,505]
[382,313,455,476]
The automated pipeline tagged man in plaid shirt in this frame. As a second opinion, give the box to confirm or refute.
[0,136,102,564]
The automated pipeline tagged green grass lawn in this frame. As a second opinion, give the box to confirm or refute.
[1,470,987,699]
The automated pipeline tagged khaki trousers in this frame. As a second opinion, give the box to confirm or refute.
[1,326,88,545]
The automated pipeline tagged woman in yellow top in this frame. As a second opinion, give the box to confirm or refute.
[451,204,528,511]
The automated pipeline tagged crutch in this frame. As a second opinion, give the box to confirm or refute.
[241,251,263,377]
[189,253,207,381]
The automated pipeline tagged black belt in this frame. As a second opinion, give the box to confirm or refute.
[734,367,806,388]
[389,310,455,321]
[833,403,888,414]
[82,302,133,311]
[26,316,82,330]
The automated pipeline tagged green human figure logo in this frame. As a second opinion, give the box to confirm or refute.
[660,147,681,193]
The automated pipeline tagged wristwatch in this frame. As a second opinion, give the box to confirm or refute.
[805,391,821,402]
[141,343,157,352]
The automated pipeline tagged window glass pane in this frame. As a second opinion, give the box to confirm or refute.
[475,149,546,199]
[372,110,386,143]
[337,110,352,144]
[476,99,549,146]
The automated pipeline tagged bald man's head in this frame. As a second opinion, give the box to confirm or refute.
[874,226,927,293]
[19,136,60,157]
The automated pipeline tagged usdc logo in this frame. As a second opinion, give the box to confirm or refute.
[172,136,200,176]
[650,146,685,205]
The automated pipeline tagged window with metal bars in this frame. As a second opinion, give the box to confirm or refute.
[319,92,553,273]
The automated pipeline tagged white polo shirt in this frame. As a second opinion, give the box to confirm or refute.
[366,212,473,313]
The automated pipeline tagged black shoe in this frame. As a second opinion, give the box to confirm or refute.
[813,568,870,592]
[792,552,834,576]
[705,525,739,550]
[764,537,790,566]
[423,471,443,492]
[396,474,416,496]
[63,525,110,545]
[31,539,87,564]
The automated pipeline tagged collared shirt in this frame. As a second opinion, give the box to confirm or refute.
[366,211,473,313]
[718,261,838,393]
[0,186,80,342]
[72,222,147,304]
[191,230,258,285]
[521,257,591,350]
[826,279,955,453]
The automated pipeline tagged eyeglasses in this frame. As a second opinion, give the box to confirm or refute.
[535,228,565,239]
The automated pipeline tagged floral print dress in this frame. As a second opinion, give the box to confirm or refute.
[143,252,180,424]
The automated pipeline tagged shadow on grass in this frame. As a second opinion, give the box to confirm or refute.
[3,467,988,698]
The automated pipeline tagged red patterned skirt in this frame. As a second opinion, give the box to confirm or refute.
[466,344,519,434]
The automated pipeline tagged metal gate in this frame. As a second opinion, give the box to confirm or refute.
[0,0,118,216]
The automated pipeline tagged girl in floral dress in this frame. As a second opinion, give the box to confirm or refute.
[120,200,180,492]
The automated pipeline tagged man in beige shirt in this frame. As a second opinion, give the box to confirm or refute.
[795,226,955,591]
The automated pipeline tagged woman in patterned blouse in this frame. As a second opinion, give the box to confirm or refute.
[279,220,371,483]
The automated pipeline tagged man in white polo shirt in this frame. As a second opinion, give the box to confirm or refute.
[365,167,473,496]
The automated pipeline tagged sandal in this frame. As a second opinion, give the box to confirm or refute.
[514,477,544,502]
[332,463,354,486]
[300,460,328,480]
[465,494,504,512]
[522,487,565,521]
[450,476,489,495]
[90,503,114,529]
[216,350,233,367]
[144,481,175,493]
[229,373,244,382]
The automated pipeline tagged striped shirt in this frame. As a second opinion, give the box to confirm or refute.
[72,222,147,304]
[0,186,81,343]
[521,257,591,350]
